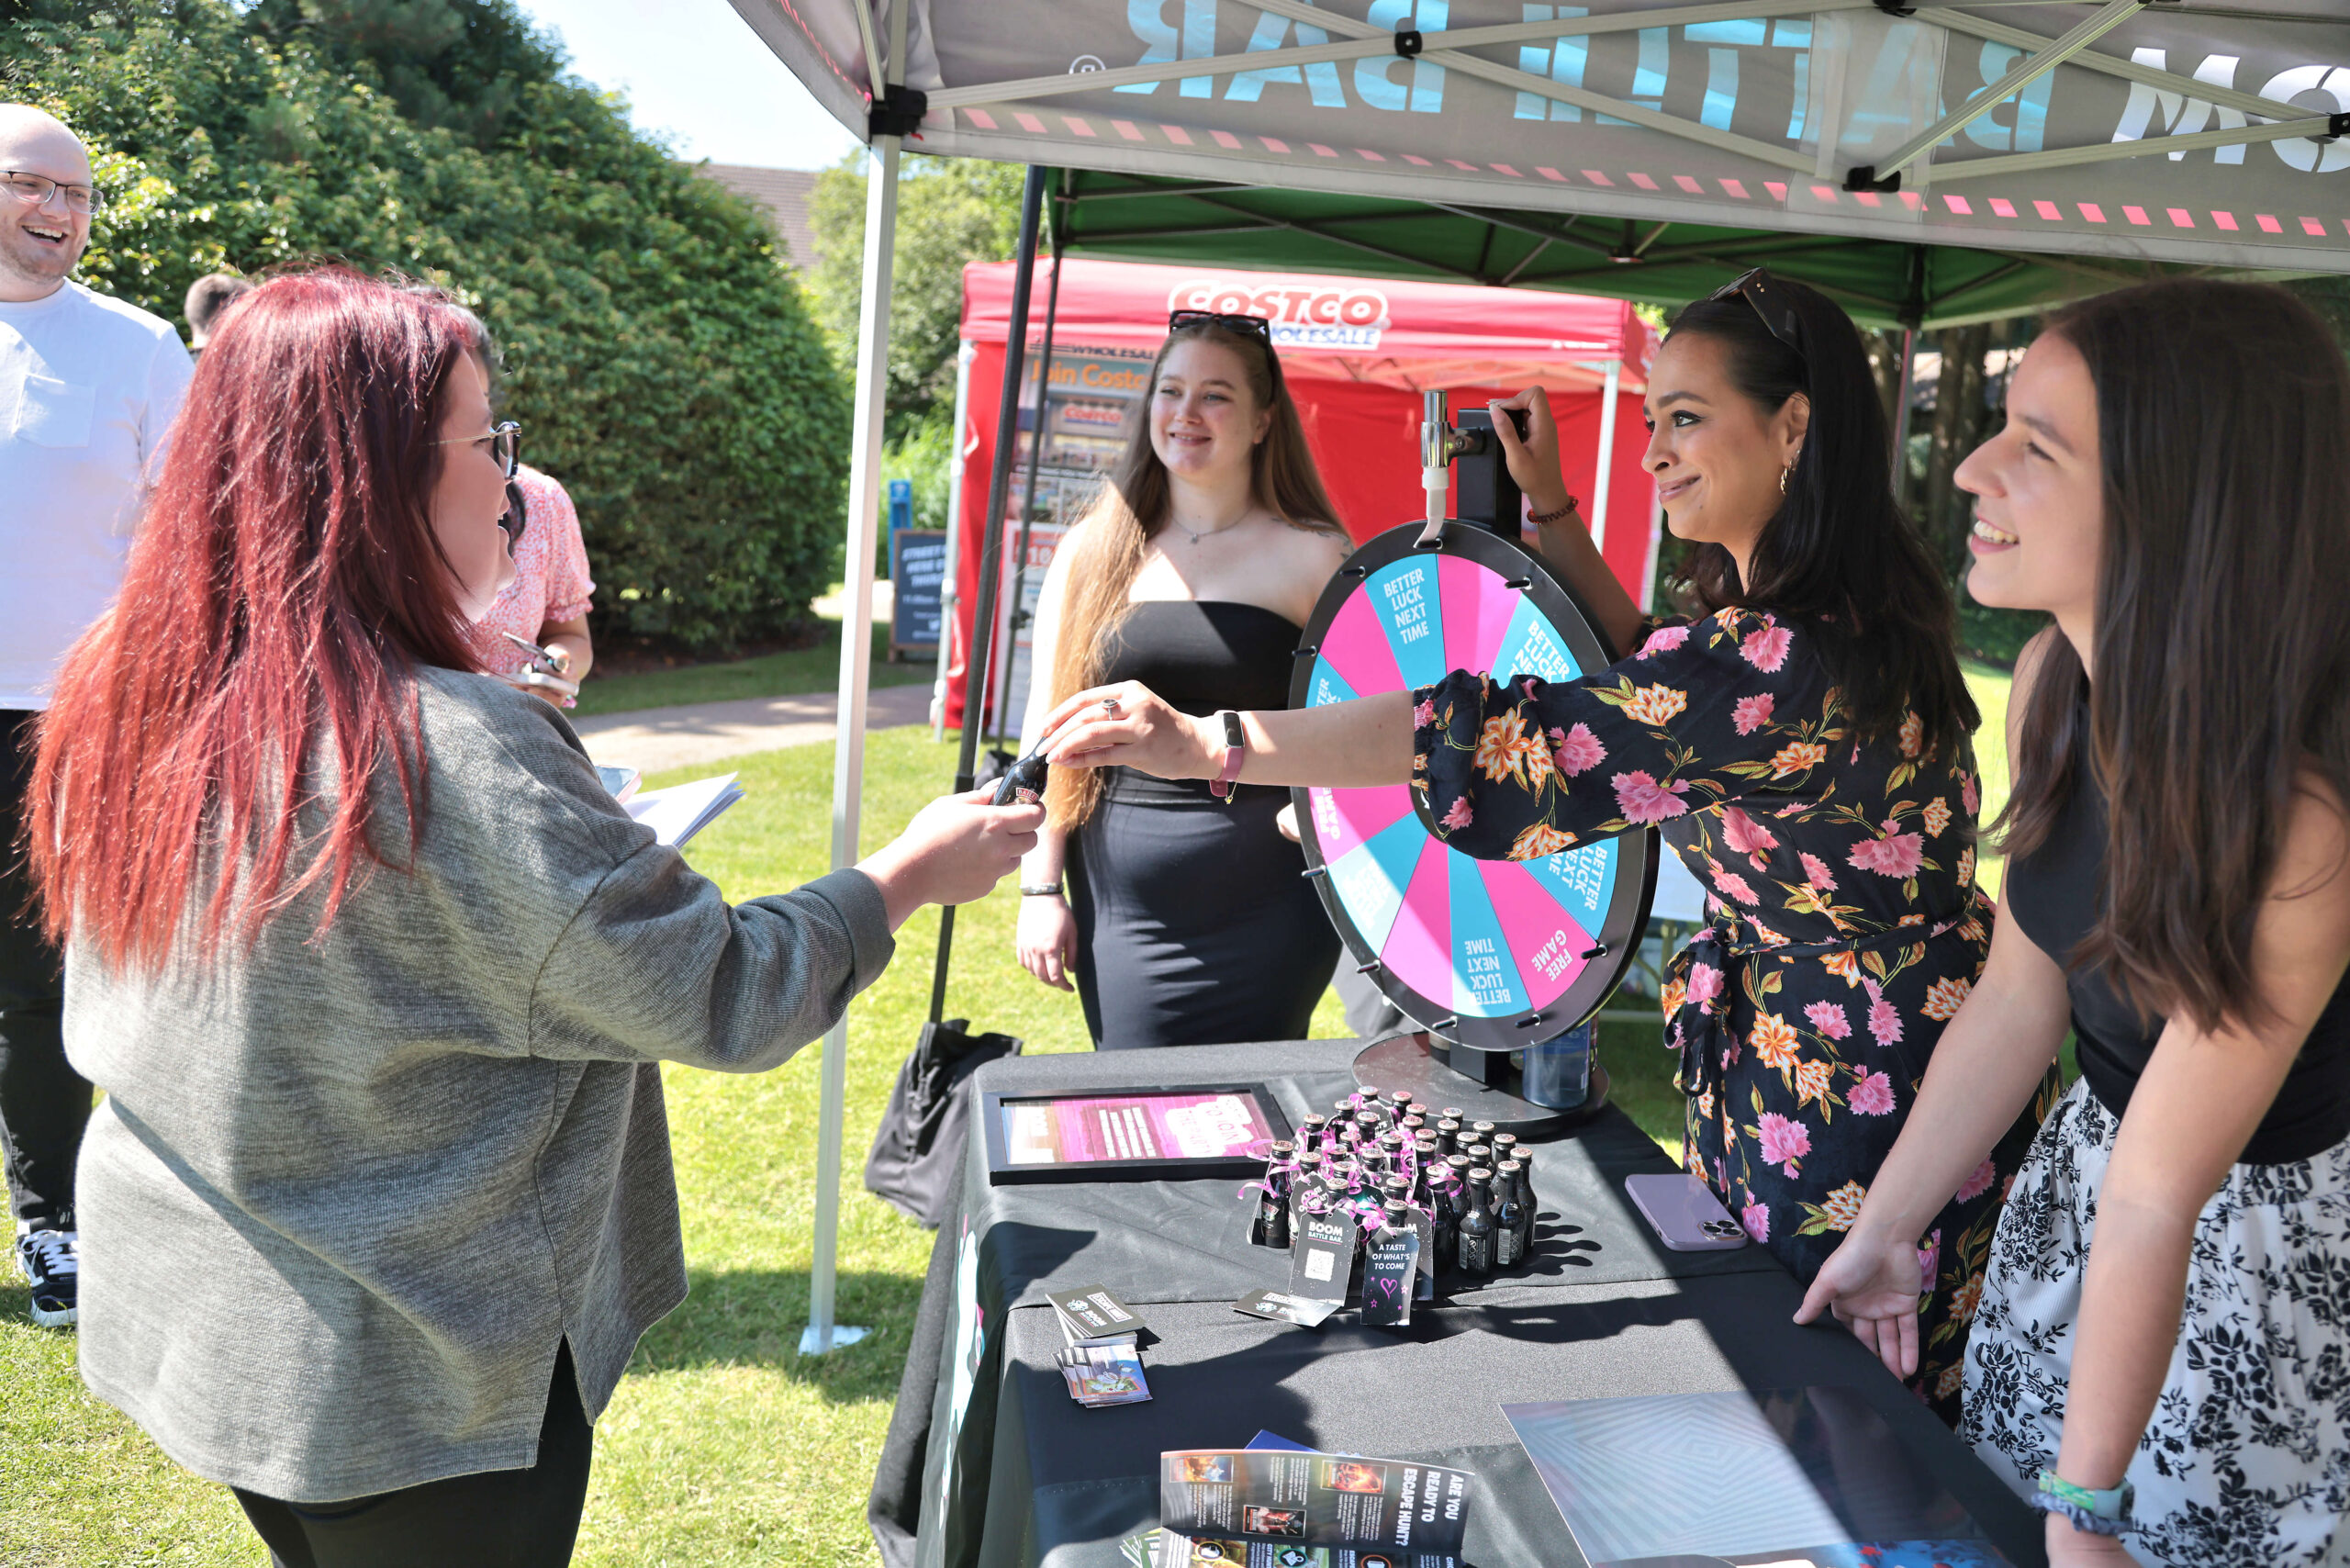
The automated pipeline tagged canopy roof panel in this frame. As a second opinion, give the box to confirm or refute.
[733,0,2350,297]
[1045,166,2226,328]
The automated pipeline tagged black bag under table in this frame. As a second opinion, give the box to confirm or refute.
[867,1039,2045,1568]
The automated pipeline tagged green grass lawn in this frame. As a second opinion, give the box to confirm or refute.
[0,661,2020,1565]
[571,619,930,718]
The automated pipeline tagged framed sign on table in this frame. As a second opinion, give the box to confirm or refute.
[979,1083,1292,1185]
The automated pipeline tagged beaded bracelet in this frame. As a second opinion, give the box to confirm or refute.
[1527,495,1581,525]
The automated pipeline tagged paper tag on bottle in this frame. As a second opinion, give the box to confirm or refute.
[1360,1226,1421,1327]
[1287,1209,1356,1302]
[1233,1288,1341,1327]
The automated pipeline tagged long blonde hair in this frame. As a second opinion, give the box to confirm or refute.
[1046,321,1344,828]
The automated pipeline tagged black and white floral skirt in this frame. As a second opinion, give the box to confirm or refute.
[1961,1077,2350,1566]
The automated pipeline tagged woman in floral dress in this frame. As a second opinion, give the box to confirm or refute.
[1037,273,2055,1421]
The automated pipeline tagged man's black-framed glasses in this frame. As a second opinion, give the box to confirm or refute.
[0,171,100,217]
[1167,309,1284,389]
[1708,267,1805,363]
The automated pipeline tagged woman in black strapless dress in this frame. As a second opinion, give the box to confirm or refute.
[1012,314,1352,1048]
[1066,601,1337,1047]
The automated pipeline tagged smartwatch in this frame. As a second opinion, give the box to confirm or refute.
[1210,710,1246,802]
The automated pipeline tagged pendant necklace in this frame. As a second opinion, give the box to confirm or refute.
[1174,509,1250,546]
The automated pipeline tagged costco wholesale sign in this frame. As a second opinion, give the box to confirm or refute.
[939,256,1660,732]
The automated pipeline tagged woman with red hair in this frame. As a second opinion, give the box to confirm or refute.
[27,267,1038,1564]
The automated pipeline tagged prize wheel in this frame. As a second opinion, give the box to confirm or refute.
[1292,522,1656,1055]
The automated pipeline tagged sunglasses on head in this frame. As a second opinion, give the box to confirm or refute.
[1167,309,1284,389]
[1707,268,1805,363]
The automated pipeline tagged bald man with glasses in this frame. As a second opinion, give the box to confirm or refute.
[0,105,193,1330]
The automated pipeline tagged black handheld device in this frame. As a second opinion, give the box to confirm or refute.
[1449,405,1529,537]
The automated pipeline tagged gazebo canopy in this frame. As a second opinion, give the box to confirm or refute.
[1041,164,2263,330]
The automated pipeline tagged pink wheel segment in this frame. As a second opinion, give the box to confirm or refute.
[1438,554,1520,681]
[1476,857,1595,1012]
[1378,838,1455,1004]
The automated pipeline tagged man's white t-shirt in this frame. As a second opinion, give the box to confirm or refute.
[0,280,194,711]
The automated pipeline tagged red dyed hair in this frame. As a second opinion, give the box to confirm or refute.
[28,266,489,969]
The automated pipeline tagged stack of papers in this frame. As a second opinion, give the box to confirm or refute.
[622,773,745,848]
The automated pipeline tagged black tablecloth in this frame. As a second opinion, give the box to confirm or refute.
[868,1040,2045,1568]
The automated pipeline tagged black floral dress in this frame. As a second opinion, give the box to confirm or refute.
[1414,605,2060,1423]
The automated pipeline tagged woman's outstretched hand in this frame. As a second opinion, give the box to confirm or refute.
[856,788,1043,932]
[1792,1227,1930,1380]
[1039,682,1217,781]
[1489,386,1574,519]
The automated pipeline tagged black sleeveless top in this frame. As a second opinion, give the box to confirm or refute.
[2006,725,2350,1163]
[1094,600,1299,805]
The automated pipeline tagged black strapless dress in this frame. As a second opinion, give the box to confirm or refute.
[1068,600,1342,1049]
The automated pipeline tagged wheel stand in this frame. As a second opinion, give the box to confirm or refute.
[1350,1032,1612,1136]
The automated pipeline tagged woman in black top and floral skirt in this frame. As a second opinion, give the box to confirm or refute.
[1802,281,2350,1566]
[1035,274,2056,1420]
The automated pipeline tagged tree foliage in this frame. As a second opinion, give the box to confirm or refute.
[807,151,1024,437]
[5,0,849,650]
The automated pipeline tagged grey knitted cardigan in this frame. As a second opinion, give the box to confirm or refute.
[63,667,893,1503]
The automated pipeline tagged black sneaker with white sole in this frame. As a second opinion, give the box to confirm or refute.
[15,1227,77,1328]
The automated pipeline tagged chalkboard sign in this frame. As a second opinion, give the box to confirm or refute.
[890,529,946,658]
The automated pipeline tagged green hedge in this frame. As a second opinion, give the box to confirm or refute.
[5,0,849,651]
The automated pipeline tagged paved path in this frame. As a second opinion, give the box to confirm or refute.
[572,680,935,774]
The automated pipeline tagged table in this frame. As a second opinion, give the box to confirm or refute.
[867,1040,2045,1568]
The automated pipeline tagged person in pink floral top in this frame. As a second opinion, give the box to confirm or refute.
[433,303,595,705]
[461,462,596,706]
[1036,273,2055,1424]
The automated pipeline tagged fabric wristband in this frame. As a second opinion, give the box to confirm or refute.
[2030,1471,2132,1538]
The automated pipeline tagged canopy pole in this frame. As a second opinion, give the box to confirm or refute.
[933,341,976,742]
[926,164,1048,1027]
[1891,327,1918,484]
[993,225,1067,754]
[807,0,910,1361]
[1587,356,1620,554]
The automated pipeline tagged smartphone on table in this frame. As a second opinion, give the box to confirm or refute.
[1625,1173,1750,1251]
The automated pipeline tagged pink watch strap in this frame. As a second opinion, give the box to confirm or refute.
[1210,710,1246,800]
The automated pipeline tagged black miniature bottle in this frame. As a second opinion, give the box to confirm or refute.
[1493,1160,1527,1269]
[1457,1169,1497,1277]
[990,745,1050,806]
[1432,1119,1463,1158]
[1427,1162,1461,1270]
[1254,1142,1295,1249]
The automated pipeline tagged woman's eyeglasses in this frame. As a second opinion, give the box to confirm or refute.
[1708,268,1805,363]
[1167,309,1284,391]
[436,420,521,478]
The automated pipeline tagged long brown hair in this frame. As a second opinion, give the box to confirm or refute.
[1666,278,1977,761]
[1044,321,1344,826]
[28,267,488,970]
[1998,280,2350,1032]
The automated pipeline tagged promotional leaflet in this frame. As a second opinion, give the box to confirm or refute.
[1058,1343,1152,1408]
[1047,1282,1151,1345]
[1158,1449,1472,1568]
